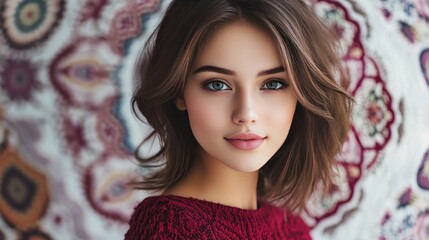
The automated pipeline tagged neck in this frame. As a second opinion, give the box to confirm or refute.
[164,150,259,210]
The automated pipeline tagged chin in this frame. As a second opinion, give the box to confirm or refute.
[224,161,268,173]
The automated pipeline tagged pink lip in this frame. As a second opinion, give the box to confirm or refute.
[225,133,266,150]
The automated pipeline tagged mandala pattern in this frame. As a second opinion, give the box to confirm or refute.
[353,73,394,152]
[59,107,104,168]
[84,156,141,223]
[0,0,427,239]
[49,38,119,108]
[0,58,41,101]
[96,99,130,158]
[0,0,65,50]
[108,0,160,54]
[304,0,395,227]
[0,148,49,230]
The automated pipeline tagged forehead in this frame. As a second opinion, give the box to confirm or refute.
[194,22,283,71]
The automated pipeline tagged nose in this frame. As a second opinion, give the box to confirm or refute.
[232,90,259,124]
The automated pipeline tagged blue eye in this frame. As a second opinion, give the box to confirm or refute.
[261,80,288,90]
[203,80,231,91]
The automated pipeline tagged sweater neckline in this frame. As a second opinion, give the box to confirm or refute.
[152,194,275,217]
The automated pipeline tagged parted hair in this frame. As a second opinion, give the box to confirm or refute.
[132,0,353,211]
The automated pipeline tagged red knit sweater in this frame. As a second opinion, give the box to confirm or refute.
[125,195,311,239]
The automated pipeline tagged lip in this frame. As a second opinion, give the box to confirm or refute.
[225,133,266,150]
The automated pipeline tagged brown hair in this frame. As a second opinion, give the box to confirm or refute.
[132,0,353,211]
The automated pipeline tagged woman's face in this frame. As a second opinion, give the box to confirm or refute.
[176,22,297,173]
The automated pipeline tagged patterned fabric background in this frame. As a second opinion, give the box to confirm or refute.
[0,0,428,239]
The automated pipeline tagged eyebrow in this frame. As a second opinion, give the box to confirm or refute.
[193,65,285,76]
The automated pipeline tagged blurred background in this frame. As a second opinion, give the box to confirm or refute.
[0,0,428,239]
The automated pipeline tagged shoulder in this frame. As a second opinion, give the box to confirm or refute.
[124,195,211,239]
[260,203,312,239]
[285,212,312,239]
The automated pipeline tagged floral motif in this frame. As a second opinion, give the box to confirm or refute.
[314,2,357,57]
[108,6,142,55]
[305,166,352,220]
[0,0,422,239]
[0,149,48,230]
[0,0,65,49]
[0,58,41,101]
[305,1,395,229]
[49,39,119,108]
[83,156,143,223]
[1,166,36,213]
[353,77,394,149]
[96,100,129,158]
[108,0,160,54]
[0,0,161,238]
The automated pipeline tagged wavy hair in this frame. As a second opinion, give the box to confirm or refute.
[132,0,353,211]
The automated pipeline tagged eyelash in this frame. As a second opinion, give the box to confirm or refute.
[202,79,231,91]
[202,79,289,92]
[261,80,288,90]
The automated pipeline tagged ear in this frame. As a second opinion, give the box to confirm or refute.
[175,96,187,111]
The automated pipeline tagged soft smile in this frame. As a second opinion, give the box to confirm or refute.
[224,133,267,150]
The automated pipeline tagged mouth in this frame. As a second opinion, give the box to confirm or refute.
[224,133,267,150]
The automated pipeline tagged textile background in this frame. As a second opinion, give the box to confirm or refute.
[0,0,428,239]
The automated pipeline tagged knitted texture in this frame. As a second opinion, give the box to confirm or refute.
[125,195,311,239]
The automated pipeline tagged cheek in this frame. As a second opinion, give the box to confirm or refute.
[263,96,297,125]
[274,104,296,124]
[185,94,229,136]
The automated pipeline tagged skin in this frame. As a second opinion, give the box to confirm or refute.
[166,21,297,210]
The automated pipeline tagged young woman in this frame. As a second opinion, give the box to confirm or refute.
[125,0,352,239]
